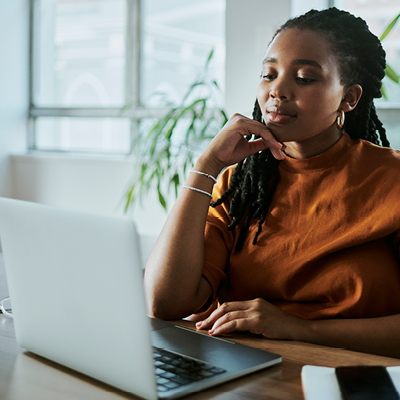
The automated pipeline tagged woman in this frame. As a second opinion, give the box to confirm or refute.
[145,8,400,358]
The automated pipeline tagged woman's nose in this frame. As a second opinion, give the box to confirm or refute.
[269,78,291,101]
[270,91,288,101]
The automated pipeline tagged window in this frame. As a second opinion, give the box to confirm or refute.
[29,0,225,154]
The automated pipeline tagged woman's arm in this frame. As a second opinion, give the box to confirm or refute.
[196,298,400,358]
[303,312,400,358]
[144,114,285,320]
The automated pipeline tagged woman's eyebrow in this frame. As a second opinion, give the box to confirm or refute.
[262,57,322,70]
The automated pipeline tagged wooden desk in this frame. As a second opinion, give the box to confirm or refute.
[1,254,399,400]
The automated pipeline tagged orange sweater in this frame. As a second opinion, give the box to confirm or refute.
[202,133,400,319]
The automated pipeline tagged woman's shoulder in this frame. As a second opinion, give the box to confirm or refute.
[352,137,400,169]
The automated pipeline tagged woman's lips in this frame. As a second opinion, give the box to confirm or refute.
[266,107,297,125]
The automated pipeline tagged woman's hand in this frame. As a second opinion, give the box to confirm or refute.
[200,113,286,176]
[195,298,307,340]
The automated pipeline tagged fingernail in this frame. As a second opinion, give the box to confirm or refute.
[196,321,203,328]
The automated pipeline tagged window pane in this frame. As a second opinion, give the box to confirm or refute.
[141,0,225,107]
[35,117,131,153]
[34,0,127,107]
[335,0,400,104]
[380,115,400,149]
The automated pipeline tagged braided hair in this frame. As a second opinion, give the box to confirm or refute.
[211,7,389,251]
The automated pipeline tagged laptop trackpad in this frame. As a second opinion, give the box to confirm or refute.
[151,325,235,365]
[151,322,282,373]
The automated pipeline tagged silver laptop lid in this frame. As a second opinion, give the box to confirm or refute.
[0,198,158,400]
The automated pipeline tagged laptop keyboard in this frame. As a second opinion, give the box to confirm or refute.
[153,346,226,392]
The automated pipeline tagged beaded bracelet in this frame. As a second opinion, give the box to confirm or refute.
[189,170,217,184]
[181,185,213,199]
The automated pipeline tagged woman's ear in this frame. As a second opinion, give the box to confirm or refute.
[341,84,363,112]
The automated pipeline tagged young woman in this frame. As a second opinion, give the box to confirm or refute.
[144,8,400,358]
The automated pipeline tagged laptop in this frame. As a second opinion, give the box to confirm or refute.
[0,197,281,400]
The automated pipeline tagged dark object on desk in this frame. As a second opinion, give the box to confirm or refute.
[335,365,400,400]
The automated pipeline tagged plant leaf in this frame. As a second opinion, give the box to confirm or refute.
[166,99,208,142]
[164,119,178,140]
[149,119,173,155]
[200,98,207,118]
[146,107,177,140]
[386,64,399,83]
[381,84,388,99]
[181,81,204,105]
[180,98,208,117]
[220,109,229,125]
[212,80,220,90]
[380,13,400,41]
[200,118,213,138]
[157,185,167,210]
[170,173,180,198]
[124,184,135,213]
[185,111,197,141]
[158,191,167,210]
[204,48,214,71]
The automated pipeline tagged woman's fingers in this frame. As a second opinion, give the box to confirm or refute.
[232,115,286,159]
[205,113,286,169]
[208,317,250,336]
[255,127,286,160]
[196,301,250,330]
[200,306,266,336]
[195,298,303,340]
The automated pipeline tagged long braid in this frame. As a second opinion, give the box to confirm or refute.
[211,7,388,250]
[211,99,280,251]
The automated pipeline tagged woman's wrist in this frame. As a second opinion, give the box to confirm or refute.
[194,153,225,180]
[286,316,313,342]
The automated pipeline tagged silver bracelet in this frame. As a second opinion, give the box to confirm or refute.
[189,170,217,184]
[181,185,213,199]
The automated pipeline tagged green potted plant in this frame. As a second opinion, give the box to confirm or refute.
[124,49,228,212]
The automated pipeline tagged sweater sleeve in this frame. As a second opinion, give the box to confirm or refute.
[201,167,236,302]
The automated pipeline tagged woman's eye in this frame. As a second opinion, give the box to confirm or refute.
[296,77,315,84]
[262,74,275,81]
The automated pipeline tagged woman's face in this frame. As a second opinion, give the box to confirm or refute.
[257,28,350,154]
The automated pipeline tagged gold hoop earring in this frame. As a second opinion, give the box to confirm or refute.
[336,109,345,130]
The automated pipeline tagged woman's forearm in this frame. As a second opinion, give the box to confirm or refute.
[144,155,222,320]
[197,298,400,358]
[297,313,400,358]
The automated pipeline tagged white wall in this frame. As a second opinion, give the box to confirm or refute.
[291,0,329,17]
[10,153,170,236]
[225,0,291,117]
[0,0,29,197]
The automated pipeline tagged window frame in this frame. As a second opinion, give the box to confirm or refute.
[28,0,173,154]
